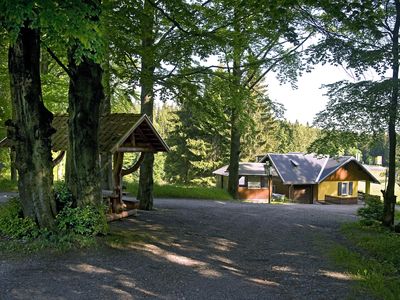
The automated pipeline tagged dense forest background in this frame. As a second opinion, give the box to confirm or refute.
[0,43,392,187]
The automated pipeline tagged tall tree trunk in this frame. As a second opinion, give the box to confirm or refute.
[10,103,17,181]
[382,0,400,227]
[228,108,241,199]
[100,56,113,191]
[227,9,242,199]
[9,148,17,181]
[8,24,56,228]
[138,0,156,210]
[67,46,104,206]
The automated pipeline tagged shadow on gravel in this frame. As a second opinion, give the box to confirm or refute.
[2,202,357,299]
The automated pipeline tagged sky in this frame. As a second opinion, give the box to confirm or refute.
[266,64,355,125]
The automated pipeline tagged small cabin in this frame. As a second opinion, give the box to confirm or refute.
[258,153,380,204]
[213,163,274,201]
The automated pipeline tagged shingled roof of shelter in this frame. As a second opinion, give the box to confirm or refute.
[0,114,169,153]
[258,153,380,184]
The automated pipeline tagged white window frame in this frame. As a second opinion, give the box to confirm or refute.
[247,176,261,189]
[341,182,349,196]
[338,181,354,196]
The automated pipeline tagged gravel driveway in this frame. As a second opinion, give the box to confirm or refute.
[0,199,360,299]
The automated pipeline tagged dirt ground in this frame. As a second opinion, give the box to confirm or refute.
[0,199,362,299]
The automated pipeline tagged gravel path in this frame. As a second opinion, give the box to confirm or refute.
[0,192,18,203]
[0,199,360,299]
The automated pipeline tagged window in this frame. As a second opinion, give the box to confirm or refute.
[238,176,246,187]
[260,177,269,188]
[338,182,354,196]
[247,176,261,189]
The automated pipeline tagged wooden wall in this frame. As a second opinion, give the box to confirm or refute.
[238,187,270,200]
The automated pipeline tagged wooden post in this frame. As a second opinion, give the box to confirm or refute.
[112,152,124,212]
[268,176,272,204]
[366,181,371,195]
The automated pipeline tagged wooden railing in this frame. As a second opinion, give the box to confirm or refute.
[325,195,358,204]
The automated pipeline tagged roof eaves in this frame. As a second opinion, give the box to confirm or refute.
[315,156,330,182]
[110,114,145,153]
[357,162,381,184]
[318,156,353,183]
[142,114,170,152]
[285,181,316,185]
[212,165,228,176]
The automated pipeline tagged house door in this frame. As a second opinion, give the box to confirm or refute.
[292,185,313,204]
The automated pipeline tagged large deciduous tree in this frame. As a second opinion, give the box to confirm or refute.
[105,0,200,209]
[305,0,400,227]
[1,5,57,227]
[66,0,105,207]
[199,0,310,198]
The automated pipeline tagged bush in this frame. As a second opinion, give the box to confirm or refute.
[0,198,39,239]
[1,185,108,241]
[54,181,74,211]
[357,195,383,226]
[56,204,108,236]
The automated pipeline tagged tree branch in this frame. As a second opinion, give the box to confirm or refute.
[45,46,72,78]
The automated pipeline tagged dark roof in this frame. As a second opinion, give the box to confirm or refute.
[213,162,277,177]
[261,153,327,184]
[317,156,352,182]
[259,153,380,184]
[0,114,169,153]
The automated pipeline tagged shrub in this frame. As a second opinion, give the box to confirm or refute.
[54,181,108,236]
[0,198,39,239]
[56,204,108,236]
[357,195,383,226]
[54,181,74,211]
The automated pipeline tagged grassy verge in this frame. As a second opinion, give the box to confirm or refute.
[329,221,400,299]
[126,182,232,201]
[0,178,17,192]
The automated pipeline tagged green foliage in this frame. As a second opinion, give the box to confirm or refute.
[127,182,232,201]
[357,195,384,226]
[329,222,400,299]
[314,80,392,134]
[56,204,108,236]
[54,181,74,211]
[0,198,39,239]
[53,181,108,236]
[0,184,108,253]
[308,130,366,157]
[0,178,17,192]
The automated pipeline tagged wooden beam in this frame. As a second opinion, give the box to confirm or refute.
[107,209,137,222]
[52,151,65,167]
[112,152,124,212]
[122,152,145,176]
[135,126,149,143]
[116,147,155,152]
[130,133,136,147]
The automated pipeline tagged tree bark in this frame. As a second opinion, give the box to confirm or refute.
[9,148,17,181]
[100,55,113,191]
[67,46,104,207]
[228,108,240,199]
[138,0,156,210]
[8,24,56,228]
[382,0,400,227]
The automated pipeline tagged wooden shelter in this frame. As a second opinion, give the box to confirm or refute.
[0,113,169,212]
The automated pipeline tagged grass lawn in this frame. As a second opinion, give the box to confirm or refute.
[0,178,17,192]
[329,216,400,299]
[126,182,232,201]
